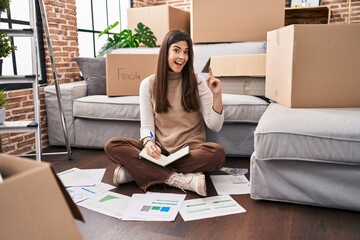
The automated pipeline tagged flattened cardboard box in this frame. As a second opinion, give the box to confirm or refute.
[191,0,284,43]
[202,54,266,96]
[266,24,360,108]
[106,53,158,96]
[128,5,190,46]
[0,154,83,240]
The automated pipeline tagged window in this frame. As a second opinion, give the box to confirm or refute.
[0,0,46,90]
[76,0,131,58]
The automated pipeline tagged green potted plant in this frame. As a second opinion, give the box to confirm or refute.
[97,22,157,57]
[0,0,16,76]
[0,31,16,75]
[0,88,7,124]
[0,0,10,13]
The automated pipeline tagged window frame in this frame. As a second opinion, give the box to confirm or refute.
[76,0,131,58]
[0,0,47,91]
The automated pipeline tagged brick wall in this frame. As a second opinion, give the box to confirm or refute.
[0,0,80,155]
[1,0,359,156]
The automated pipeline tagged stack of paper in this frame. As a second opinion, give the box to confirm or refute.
[57,168,115,203]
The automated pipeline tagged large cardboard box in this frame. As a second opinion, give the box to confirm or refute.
[202,54,266,96]
[266,24,360,108]
[191,0,284,43]
[106,51,159,96]
[128,5,190,46]
[0,154,83,240]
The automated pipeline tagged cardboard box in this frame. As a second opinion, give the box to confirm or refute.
[106,52,158,96]
[128,5,190,46]
[265,24,360,108]
[202,54,266,96]
[203,54,266,77]
[0,154,83,240]
[191,0,284,43]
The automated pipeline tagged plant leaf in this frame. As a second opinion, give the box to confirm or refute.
[135,22,157,47]
[98,21,119,38]
[118,29,140,48]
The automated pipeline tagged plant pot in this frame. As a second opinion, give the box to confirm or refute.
[0,107,5,124]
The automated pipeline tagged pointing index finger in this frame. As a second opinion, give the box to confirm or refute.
[208,66,214,78]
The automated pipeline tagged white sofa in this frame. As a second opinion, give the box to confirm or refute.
[44,42,269,156]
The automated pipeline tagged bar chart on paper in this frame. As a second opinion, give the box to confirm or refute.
[122,192,186,221]
[77,192,131,219]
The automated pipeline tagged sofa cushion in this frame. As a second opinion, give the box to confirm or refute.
[73,95,140,121]
[222,94,268,123]
[254,103,360,164]
[73,93,268,124]
[76,58,106,95]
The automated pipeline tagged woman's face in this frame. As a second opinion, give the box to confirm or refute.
[167,40,189,73]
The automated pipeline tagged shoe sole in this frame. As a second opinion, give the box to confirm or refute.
[197,174,207,197]
[113,166,121,184]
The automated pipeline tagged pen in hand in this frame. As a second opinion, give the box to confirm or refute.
[149,131,161,158]
[150,130,155,144]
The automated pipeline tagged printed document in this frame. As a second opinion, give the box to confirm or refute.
[122,192,186,221]
[57,168,106,187]
[179,195,246,221]
[210,175,250,195]
[67,182,115,203]
[78,191,131,219]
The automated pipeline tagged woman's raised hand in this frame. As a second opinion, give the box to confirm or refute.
[206,67,222,95]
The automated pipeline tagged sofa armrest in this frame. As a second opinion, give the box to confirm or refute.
[44,81,88,99]
[44,81,88,146]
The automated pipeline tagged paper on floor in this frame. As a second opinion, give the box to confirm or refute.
[210,175,250,195]
[179,194,246,221]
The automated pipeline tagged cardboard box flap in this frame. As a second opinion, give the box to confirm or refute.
[0,154,83,240]
[202,54,266,77]
[0,154,84,222]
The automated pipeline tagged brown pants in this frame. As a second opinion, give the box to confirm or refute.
[104,137,225,192]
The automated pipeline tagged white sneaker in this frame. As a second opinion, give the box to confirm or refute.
[113,165,134,185]
[165,172,207,196]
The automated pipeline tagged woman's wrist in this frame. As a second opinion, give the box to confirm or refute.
[142,137,152,146]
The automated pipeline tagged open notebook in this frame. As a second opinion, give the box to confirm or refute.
[139,146,190,167]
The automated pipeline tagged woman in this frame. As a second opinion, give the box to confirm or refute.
[104,29,225,196]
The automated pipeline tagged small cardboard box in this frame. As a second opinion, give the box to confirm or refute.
[265,24,360,108]
[127,5,190,46]
[203,54,266,77]
[191,0,284,43]
[0,154,83,240]
[106,51,158,96]
[202,54,266,96]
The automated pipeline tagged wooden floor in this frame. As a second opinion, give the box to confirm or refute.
[40,146,360,240]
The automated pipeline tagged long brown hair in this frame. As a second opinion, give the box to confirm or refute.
[153,30,199,113]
